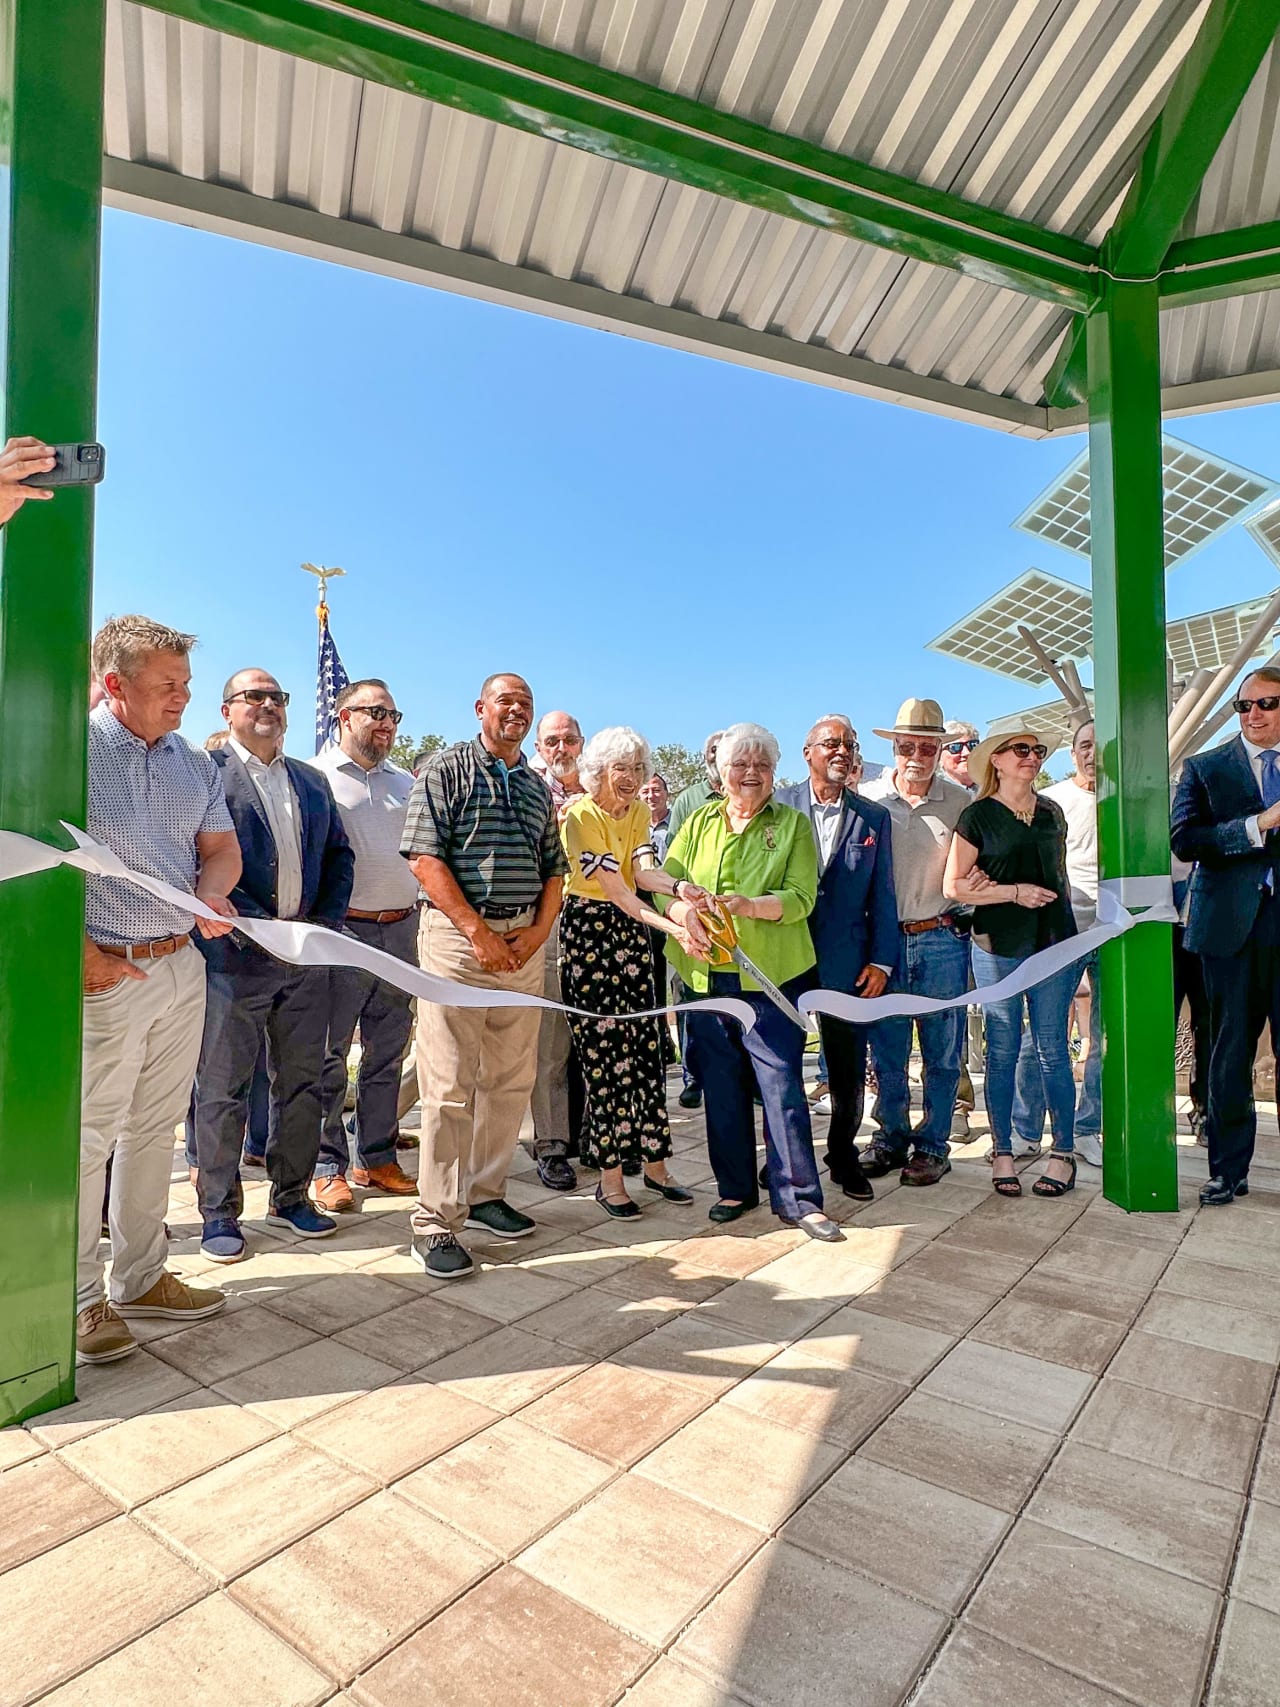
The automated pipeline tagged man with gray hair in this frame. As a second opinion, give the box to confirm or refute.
[77,615,241,1365]
[940,720,980,794]
[530,709,585,1191]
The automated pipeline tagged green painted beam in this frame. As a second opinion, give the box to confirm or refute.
[140,0,1098,311]
[0,0,104,1422]
[1047,0,1280,404]
[1161,219,1280,306]
[1086,279,1179,1215]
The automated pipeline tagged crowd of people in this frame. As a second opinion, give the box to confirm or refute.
[71,606,1279,1367]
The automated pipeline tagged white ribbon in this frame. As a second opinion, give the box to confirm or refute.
[0,827,1179,1035]
[802,876,1179,1025]
[0,826,757,1034]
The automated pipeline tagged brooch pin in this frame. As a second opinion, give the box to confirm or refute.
[763,825,776,850]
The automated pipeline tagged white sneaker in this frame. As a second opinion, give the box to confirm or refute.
[1075,1131,1104,1167]
[1013,1137,1042,1158]
[812,1092,832,1115]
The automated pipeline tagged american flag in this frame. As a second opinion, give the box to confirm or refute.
[315,604,350,753]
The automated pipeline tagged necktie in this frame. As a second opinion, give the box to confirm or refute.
[1262,749,1280,809]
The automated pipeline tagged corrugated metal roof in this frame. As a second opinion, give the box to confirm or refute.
[102,0,1280,432]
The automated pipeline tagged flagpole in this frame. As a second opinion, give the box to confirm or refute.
[302,562,349,753]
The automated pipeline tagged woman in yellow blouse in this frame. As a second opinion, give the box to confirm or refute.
[561,727,711,1219]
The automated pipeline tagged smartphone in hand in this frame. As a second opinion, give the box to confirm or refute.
[21,442,106,487]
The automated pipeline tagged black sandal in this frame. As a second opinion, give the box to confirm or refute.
[1033,1155,1077,1197]
[991,1157,1022,1198]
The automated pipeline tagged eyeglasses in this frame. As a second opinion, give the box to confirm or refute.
[814,738,860,753]
[943,739,979,755]
[1233,696,1280,714]
[894,740,940,758]
[227,688,289,707]
[999,741,1049,761]
[346,704,403,724]
[725,759,774,772]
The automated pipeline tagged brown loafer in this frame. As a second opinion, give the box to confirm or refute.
[352,1162,418,1196]
[901,1151,952,1187]
[313,1174,357,1212]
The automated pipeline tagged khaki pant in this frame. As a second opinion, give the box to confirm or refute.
[530,916,572,1158]
[413,908,545,1237]
[79,942,207,1310]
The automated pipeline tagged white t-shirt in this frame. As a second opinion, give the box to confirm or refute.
[1042,777,1097,931]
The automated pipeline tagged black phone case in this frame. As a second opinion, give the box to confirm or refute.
[23,442,106,487]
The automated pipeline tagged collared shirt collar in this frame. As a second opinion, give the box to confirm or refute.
[1242,733,1279,761]
[884,768,943,806]
[93,702,180,756]
[229,735,286,772]
[808,782,843,812]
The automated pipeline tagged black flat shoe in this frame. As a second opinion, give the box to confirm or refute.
[709,1196,760,1224]
[840,1168,875,1202]
[595,1184,641,1219]
[1200,1175,1246,1206]
[643,1174,694,1204]
[758,1162,770,1189]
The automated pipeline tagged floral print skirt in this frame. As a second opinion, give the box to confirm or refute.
[559,895,672,1170]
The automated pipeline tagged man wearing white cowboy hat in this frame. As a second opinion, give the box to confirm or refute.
[862,698,972,1186]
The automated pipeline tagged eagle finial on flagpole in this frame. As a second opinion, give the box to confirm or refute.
[302,561,346,620]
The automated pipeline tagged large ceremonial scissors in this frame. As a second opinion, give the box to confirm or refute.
[696,900,810,1031]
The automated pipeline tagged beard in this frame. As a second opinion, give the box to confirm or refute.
[350,726,386,765]
[545,755,579,782]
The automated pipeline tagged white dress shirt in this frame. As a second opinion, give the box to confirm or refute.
[808,782,844,869]
[229,737,304,919]
[310,744,419,911]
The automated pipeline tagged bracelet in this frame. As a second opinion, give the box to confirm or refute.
[1013,884,1021,904]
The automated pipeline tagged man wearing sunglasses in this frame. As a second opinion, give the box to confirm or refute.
[192,668,354,1259]
[1173,667,1280,1206]
[310,679,421,1211]
[940,721,981,794]
[862,698,971,1186]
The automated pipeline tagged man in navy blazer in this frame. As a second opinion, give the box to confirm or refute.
[777,716,897,1199]
[193,668,355,1259]
[1172,667,1280,1205]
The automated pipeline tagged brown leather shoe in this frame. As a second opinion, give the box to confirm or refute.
[76,1301,137,1365]
[313,1174,356,1212]
[901,1151,952,1187]
[352,1162,417,1196]
[115,1271,225,1320]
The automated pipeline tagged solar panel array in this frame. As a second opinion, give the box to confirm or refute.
[927,569,1092,685]
[1165,596,1277,677]
[1014,436,1275,570]
[987,694,1092,750]
[1247,501,1280,566]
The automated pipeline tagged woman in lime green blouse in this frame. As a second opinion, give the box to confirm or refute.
[664,723,842,1242]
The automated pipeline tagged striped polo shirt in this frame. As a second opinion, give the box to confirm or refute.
[400,737,567,911]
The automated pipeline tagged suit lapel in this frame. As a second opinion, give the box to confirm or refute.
[1227,735,1264,812]
[284,757,311,866]
[225,749,273,843]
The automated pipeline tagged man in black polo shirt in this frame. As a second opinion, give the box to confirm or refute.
[401,673,568,1278]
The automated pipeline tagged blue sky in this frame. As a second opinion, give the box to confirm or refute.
[95,207,1280,781]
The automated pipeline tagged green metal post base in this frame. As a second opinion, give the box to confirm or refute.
[1087,280,1179,1213]
[0,0,105,1424]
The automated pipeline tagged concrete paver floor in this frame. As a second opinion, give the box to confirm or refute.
[3,1078,1279,1707]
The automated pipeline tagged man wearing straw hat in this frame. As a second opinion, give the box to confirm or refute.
[862,698,971,1186]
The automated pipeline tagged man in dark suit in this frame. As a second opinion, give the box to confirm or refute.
[777,716,897,1199]
[193,668,354,1258]
[1171,667,1280,1205]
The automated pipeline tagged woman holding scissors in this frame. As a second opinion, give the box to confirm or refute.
[664,723,843,1242]
[560,727,712,1221]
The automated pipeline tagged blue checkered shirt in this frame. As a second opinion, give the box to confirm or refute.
[85,704,234,944]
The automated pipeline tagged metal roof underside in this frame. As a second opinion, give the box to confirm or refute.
[103,0,1280,436]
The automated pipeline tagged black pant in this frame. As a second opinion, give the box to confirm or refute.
[1201,903,1280,1186]
[195,955,330,1218]
[1173,926,1210,1117]
[316,913,417,1176]
[818,1013,867,1179]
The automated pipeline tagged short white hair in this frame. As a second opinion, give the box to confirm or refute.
[716,722,781,773]
[805,713,857,747]
[578,725,651,794]
[944,719,979,741]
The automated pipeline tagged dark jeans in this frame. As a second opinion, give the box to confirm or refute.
[818,1012,867,1179]
[687,971,822,1221]
[1173,925,1210,1117]
[315,912,417,1178]
[195,953,329,1220]
[184,1038,269,1167]
[1201,902,1280,1186]
[870,924,968,1156]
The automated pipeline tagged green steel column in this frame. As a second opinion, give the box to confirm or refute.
[0,0,105,1423]
[1086,279,1179,1213]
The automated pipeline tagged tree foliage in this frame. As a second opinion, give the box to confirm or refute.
[391,730,447,771]
[649,741,706,792]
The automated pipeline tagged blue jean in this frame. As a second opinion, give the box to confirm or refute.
[869,925,969,1156]
[686,971,823,1221]
[973,944,1078,1156]
[1013,952,1100,1143]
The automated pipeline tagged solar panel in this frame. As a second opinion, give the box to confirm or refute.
[988,695,1092,749]
[1246,500,1280,566]
[1014,436,1275,570]
[1165,596,1278,677]
[926,569,1092,686]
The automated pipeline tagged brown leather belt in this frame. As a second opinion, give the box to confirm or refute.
[347,906,415,924]
[97,933,191,961]
[900,914,955,936]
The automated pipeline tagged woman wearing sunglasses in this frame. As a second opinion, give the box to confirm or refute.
[944,728,1078,1199]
